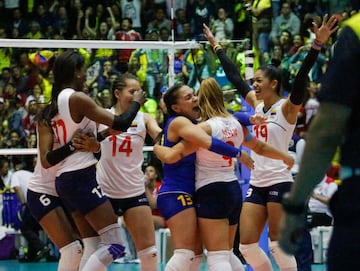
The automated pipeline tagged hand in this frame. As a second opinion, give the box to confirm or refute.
[283,154,295,170]
[278,212,307,255]
[203,23,217,47]
[133,89,147,105]
[237,150,254,170]
[250,114,267,125]
[71,130,100,152]
[313,14,339,45]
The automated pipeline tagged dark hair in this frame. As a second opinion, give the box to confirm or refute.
[111,73,139,105]
[39,50,85,125]
[122,17,133,25]
[258,64,283,95]
[163,83,184,116]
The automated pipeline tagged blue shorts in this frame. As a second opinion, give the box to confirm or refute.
[27,189,62,221]
[108,193,150,216]
[157,192,194,221]
[195,181,242,225]
[244,182,292,205]
[55,165,108,215]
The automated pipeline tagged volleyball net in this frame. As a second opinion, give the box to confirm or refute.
[0,38,254,157]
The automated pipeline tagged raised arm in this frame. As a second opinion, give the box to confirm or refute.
[283,14,338,123]
[203,23,257,108]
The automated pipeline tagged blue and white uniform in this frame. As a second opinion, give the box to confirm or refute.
[246,99,295,204]
[195,116,243,224]
[27,129,63,221]
[52,88,106,215]
[97,109,149,214]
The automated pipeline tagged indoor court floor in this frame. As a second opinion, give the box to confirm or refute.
[0,260,327,271]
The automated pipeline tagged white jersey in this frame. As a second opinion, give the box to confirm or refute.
[304,97,319,124]
[308,176,338,216]
[27,129,61,196]
[53,88,98,176]
[195,116,244,190]
[97,109,146,198]
[10,170,33,202]
[251,99,294,187]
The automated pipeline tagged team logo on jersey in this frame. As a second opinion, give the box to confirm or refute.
[270,109,277,116]
[130,121,138,128]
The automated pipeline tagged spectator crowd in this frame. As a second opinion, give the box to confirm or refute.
[0,0,358,194]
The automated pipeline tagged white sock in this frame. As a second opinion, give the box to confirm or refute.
[207,250,231,271]
[229,250,245,271]
[58,240,83,271]
[269,241,297,271]
[138,245,158,271]
[79,236,101,270]
[240,243,273,271]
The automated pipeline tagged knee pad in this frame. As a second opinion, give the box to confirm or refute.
[80,243,126,271]
[138,245,158,271]
[98,223,125,245]
[229,250,245,271]
[239,243,272,271]
[96,243,126,265]
[189,254,203,271]
[58,240,83,271]
[79,236,101,270]
[269,241,297,271]
[165,249,195,271]
[207,250,231,271]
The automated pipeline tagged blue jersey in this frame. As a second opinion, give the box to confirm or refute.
[159,116,196,195]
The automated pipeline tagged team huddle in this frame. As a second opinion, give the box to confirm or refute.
[23,11,360,271]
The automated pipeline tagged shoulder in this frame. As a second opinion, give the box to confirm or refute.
[170,115,192,125]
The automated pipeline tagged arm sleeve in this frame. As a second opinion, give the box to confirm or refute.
[209,137,240,157]
[290,47,320,105]
[233,112,252,126]
[216,48,251,98]
[46,141,75,166]
[112,101,140,131]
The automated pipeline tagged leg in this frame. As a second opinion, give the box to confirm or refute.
[39,206,79,250]
[239,202,272,271]
[124,205,157,271]
[80,201,126,271]
[267,202,297,271]
[165,208,200,271]
[228,224,245,271]
[71,210,100,270]
[198,217,231,271]
[39,207,83,271]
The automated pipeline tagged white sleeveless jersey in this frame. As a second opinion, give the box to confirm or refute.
[52,88,98,176]
[251,99,294,187]
[97,109,146,198]
[27,129,60,196]
[195,116,244,191]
